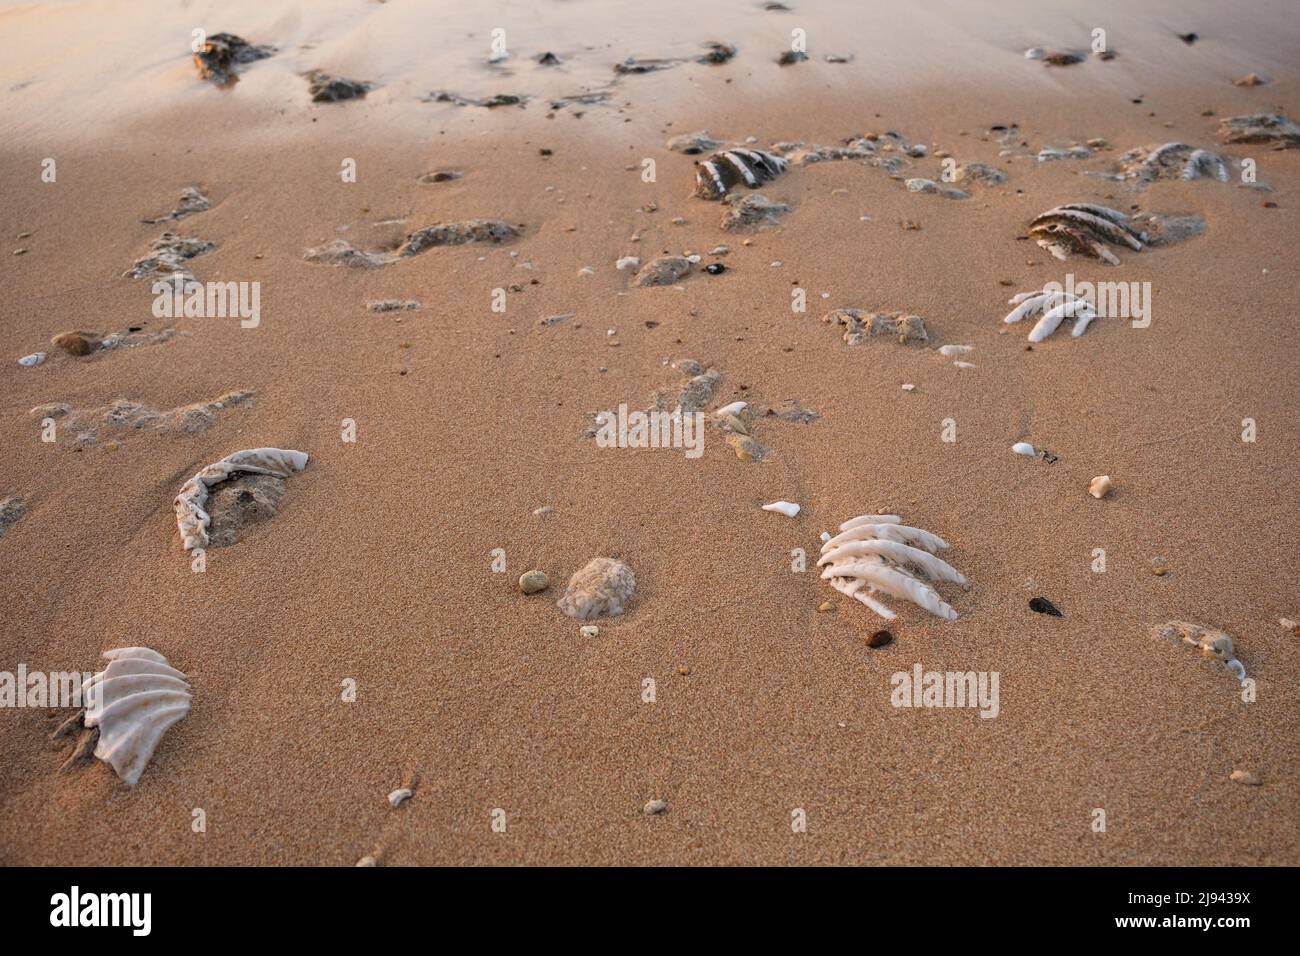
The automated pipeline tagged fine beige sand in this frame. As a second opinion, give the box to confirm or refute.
[1,0,1297,865]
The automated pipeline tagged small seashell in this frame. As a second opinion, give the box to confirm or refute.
[1230,770,1260,786]
[938,345,973,357]
[901,383,915,391]
[1012,442,1036,456]
[762,501,800,518]
[356,856,378,867]
[388,788,413,808]
[644,799,668,815]
[1088,475,1114,499]
[952,360,976,369]
[694,148,788,200]
[715,400,747,417]
[817,601,835,612]
[18,352,45,367]
[580,625,599,638]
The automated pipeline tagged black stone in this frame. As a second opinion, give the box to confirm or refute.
[1029,597,1063,617]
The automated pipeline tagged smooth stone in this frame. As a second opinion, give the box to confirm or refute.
[580,625,599,638]
[519,570,549,594]
[644,799,668,815]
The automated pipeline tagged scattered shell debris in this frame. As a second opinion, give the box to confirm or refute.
[1152,621,1251,685]
[1218,112,1299,148]
[1117,143,1230,184]
[819,514,967,621]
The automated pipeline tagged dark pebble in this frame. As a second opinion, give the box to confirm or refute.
[1029,597,1063,617]
[705,263,726,275]
[867,629,894,648]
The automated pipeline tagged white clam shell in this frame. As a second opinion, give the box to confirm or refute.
[174,447,309,550]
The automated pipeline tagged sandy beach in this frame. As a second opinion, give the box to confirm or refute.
[1,0,1297,866]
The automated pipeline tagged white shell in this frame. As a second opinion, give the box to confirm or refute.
[715,401,747,417]
[1012,442,1036,456]
[388,788,413,808]
[82,647,191,786]
[819,514,966,621]
[18,352,46,367]
[174,447,309,550]
[762,501,800,518]
[1088,475,1114,499]
[615,256,641,271]
[938,345,972,357]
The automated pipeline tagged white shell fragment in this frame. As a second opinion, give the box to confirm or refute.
[1154,621,1250,686]
[82,647,191,786]
[715,401,748,417]
[557,557,636,619]
[694,148,788,200]
[173,447,309,550]
[1012,442,1036,456]
[938,345,973,357]
[1088,475,1114,499]
[1004,288,1099,341]
[18,352,46,367]
[762,501,801,518]
[819,514,966,621]
[388,788,413,808]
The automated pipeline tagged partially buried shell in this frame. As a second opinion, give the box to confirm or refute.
[82,647,192,786]
[694,148,788,200]
[1029,203,1145,265]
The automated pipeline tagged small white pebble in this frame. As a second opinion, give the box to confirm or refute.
[580,625,599,638]
[939,344,973,357]
[18,352,45,367]
[952,360,976,369]
[388,788,412,808]
[1281,618,1296,630]
[644,799,669,815]
[819,531,831,543]
[762,501,800,518]
[615,256,640,270]
[532,505,554,516]
[715,400,747,417]
[1012,442,1036,457]
[770,260,783,268]
[901,383,916,391]
[356,856,377,867]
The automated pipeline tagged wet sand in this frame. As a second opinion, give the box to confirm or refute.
[0,0,1297,865]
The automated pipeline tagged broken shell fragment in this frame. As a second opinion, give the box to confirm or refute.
[694,148,788,200]
[173,448,309,550]
[819,514,966,621]
[1012,442,1036,457]
[388,788,413,808]
[762,501,800,518]
[82,647,191,786]
[1088,475,1114,499]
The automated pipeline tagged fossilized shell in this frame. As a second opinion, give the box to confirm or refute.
[557,557,636,619]
[694,148,788,200]
[819,514,965,621]
[82,647,191,786]
[174,447,309,550]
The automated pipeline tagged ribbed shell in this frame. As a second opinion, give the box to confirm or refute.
[82,647,191,786]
